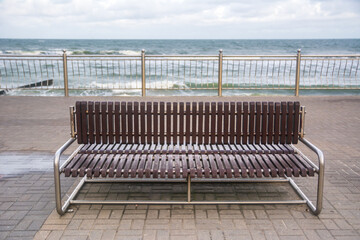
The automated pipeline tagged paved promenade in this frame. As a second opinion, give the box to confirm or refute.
[0,95,360,240]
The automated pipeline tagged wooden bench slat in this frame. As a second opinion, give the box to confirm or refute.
[249,102,255,144]
[211,102,216,144]
[127,102,133,144]
[153,102,159,144]
[198,102,204,144]
[293,102,300,144]
[255,102,261,144]
[121,102,127,143]
[224,102,229,144]
[133,102,139,144]
[261,102,268,144]
[242,102,248,144]
[280,102,287,144]
[108,102,114,144]
[217,102,223,143]
[146,102,152,144]
[101,102,107,144]
[287,102,294,144]
[229,102,236,144]
[274,102,280,144]
[173,102,178,144]
[268,102,274,144]
[248,154,263,178]
[167,154,174,178]
[167,102,172,144]
[185,102,191,144]
[115,102,120,143]
[88,102,95,144]
[204,103,210,144]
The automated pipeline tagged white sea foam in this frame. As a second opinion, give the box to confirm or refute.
[89,80,186,90]
[118,50,141,56]
[4,50,46,55]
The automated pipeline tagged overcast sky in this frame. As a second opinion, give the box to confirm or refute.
[0,0,359,39]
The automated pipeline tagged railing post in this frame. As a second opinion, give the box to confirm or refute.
[62,50,69,97]
[295,49,301,96]
[141,49,146,96]
[218,49,223,97]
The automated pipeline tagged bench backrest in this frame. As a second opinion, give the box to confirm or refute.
[73,101,303,145]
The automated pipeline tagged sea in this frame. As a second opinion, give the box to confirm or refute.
[0,39,359,96]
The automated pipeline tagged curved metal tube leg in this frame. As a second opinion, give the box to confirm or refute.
[299,138,325,215]
[54,138,76,215]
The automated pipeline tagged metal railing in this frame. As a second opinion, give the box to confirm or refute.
[0,50,359,96]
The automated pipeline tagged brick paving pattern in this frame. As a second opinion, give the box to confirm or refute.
[0,96,359,240]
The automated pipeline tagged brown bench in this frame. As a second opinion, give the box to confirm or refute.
[54,101,324,215]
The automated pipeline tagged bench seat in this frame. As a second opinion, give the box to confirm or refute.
[62,143,315,178]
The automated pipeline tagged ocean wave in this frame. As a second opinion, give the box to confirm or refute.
[68,50,141,55]
[118,50,141,55]
[2,50,48,55]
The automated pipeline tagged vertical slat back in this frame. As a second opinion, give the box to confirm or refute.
[80,101,88,144]
[249,102,255,144]
[88,102,94,144]
[280,102,287,144]
[120,102,126,143]
[210,102,216,144]
[217,102,223,143]
[133,102,139,144]
[268,102,274,144]
[153,102,159,144]
[204,103,210,144]
[229,102,235,144]
[74,101,302,145]
[114,102,120,143]
[255,102,261,144]
[236,102,242,144]
[261,102,268,144]
[185,103,191,144]
[127,102,133,144]
[146,102,152,144]
[75,102,82,144]
[274,102,280,144]
[95,102,101,143]
[242,102,248,144]
[140,102,146,144]
[166,102,172,144]
[223,102,229,144]
[192,102,197,144]
[198,103,204,144]
[173,102,178,144]
[108,102,114,144]
[287,102,294,144]
[179,102,184,145]
[159,102,165,145]
[293,102,300,144]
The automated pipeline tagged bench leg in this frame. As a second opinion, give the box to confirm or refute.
[293,138,325,216]
[54,138,79,216]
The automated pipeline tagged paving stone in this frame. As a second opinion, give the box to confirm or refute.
[1,96,360,240]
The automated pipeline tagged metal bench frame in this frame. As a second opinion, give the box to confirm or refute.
[54,102,324,216]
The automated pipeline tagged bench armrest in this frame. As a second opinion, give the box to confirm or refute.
[54,138,77,172]
[299,138,325,171]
